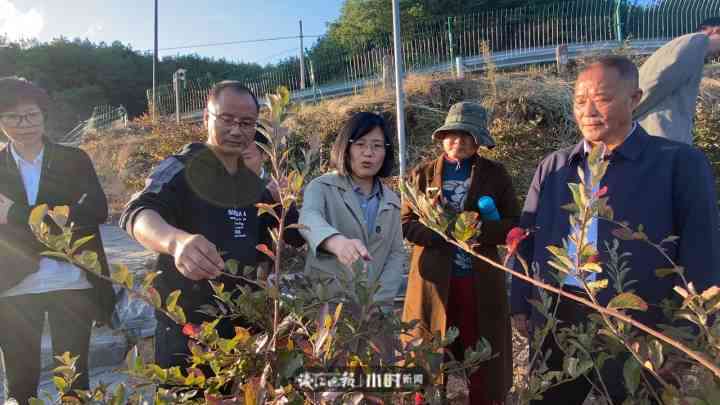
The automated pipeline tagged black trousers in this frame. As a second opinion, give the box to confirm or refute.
[530,291,638,405]
[0,289,95,403]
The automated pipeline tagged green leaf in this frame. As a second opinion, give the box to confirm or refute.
[547,259,572,275]
[166,290,182,312]
[52,376,68,393]
[587,279,609,291]
[656,267,684,279]
[608,292,648,312]
[612,227,634,241]
[442,326,460,347]
[76,250,100,274]
[124,272,135,290]
[71,235,95,253]
[111,263,130,285]
[289,170,304,194]
[452,211,480,242]
[580,262,603,273]
[146,287,162,308]
[568,183,583,209]
[171,307,187,325]
[142,271,161,290]
[41,251,71,260]
[225,259,239,275]
[623,357,642,395]
[209,281,225,296]
[564,356,580,377]
[278,351,304,380]
[660,235,680,245]
[125,346,142,372]
[546,245,574,268]
[255,203,280,220]
[218,338,238,354]
[29,204,48,227]
[111,384,127,405]
[647,339,664,371]
[595,352,613,370]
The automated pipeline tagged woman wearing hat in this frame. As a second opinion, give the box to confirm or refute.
[402,102,519,404]
[0,77,115,401]
[299,112,404,310]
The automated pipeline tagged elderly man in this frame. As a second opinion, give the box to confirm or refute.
[120,81,301,370]
[634,17,720,144]
[510,56,720,404]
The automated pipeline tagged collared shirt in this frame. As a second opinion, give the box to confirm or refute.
[1,144,93,297]
[511,125,720,326]
[351,179,382,234]
[564,123,637,287]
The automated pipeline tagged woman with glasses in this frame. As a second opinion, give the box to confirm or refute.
[0,77,115,402]
[299,112,405,310]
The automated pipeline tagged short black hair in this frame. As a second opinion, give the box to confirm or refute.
[699,17,720,31]
[330,112,395,178]
[207,80,259,112]
[581,55,639,89]
[0,76,50,113]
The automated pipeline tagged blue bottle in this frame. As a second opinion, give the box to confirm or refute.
[477,196,501,220]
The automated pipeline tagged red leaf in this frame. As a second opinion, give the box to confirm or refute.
[204,393,222,405]
[182,323,201,338]
[256,244,276,260]
[595,186,608,198]
[505,227,529,255]
[415,392,424,405]
[612,228,634,240]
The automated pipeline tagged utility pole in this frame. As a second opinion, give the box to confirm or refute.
[448,16,455,69]
[614,0,625,42]
[174,69,186,124]
[152,0,158,122]
[299,20,306,90]
[391,0,407,181]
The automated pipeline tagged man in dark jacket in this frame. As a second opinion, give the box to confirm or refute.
[510,57,720,404]
[0,77,115,402]
[120,81,302,370]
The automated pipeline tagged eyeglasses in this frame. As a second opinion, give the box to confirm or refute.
[350,141,389,154]
[0,111,43,127]
[208,111,257,132]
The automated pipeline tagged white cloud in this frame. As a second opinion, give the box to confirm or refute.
[83,24,104,39]
[0,0,44,41]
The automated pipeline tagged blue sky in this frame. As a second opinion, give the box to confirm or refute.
[1,0,345,65]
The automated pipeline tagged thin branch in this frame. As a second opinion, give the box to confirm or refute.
[445,238,720,379]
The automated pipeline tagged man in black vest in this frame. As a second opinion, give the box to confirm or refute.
[120,81,302,370]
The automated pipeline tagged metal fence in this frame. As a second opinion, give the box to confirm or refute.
[59,105,128,145]
[144,0,719,118]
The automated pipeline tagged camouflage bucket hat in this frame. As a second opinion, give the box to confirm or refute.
[431,102,495,148]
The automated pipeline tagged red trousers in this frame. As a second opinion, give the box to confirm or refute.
[446,276,502,405]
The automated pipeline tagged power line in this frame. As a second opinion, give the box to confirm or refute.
[258,47,300,63]
[156,35,321,52]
